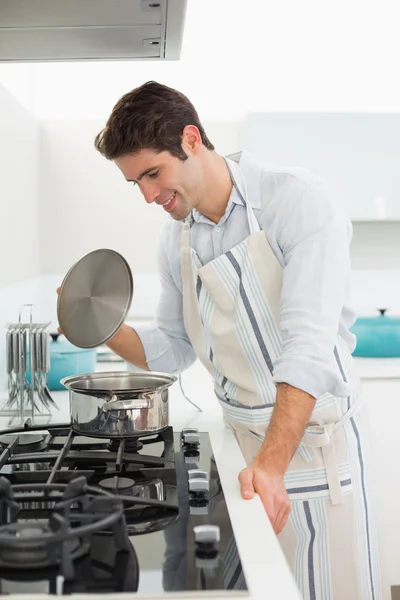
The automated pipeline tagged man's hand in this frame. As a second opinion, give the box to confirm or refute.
[55,286,148,369]
[236,383,315,535]
[238,463,291,535]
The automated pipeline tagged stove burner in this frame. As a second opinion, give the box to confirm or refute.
[0,424,179,538]
[0,434,47,454]
[0,520,87,570]
[99,477,135,495]
[108,438,143,453]
[0,476,131,578]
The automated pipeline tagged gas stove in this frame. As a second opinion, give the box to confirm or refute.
[0,423,248,596]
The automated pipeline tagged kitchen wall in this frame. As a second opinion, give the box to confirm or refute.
[351,226,400,314]
[37,115,400,266]
[0,82,41,397]
[0,82,40,288]
[351,223,400,270]
[0,63,35,113]
[241,112,400,221]
[38,118,241,276]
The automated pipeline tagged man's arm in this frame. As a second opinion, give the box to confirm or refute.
[106,324,150,370]
[254,383,316,475]
[108,221,196,374]
[239,383,316,534]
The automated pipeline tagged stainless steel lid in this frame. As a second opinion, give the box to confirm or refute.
[57,249,133,348]
[61,371,177,393]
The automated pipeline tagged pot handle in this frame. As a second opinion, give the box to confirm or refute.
[102,394,153,412]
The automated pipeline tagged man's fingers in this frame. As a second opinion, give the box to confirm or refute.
[274,496,291,534]
[274,504,288,535]
[55,288,62,332]
[260,491,277,526]
[238,468,255,499]
[238,467,291,534]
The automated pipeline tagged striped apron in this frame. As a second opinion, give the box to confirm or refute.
[181,151,382,599]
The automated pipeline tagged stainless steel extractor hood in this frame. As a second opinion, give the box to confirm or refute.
[0,0,187,62]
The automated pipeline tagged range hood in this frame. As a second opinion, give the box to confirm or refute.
[0,0,187,62]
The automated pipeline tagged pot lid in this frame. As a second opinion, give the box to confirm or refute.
[57,249,133,349]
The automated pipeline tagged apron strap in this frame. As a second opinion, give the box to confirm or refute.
[182,220,191,246]
[301,393,365,505]
[224,157,261,235]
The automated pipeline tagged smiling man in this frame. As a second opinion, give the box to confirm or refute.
[93,81,381,599]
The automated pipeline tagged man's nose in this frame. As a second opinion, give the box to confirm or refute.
[141,183,160,204]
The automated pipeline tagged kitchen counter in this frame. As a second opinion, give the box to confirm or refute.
[354,356,400,379]
[0,361,301,600]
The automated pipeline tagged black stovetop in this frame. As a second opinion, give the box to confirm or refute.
[0,423,248,596]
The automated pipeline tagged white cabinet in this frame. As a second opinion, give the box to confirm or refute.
[239,113,400,221]
[362,377,400,599]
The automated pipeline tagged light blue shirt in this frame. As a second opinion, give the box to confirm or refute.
[133,154,357,400]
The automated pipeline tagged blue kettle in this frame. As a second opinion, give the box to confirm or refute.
[47,333,97,390]
[350,309,400,357]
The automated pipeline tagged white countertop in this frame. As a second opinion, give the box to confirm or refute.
[354,356,400,379]
[0,361,301,600]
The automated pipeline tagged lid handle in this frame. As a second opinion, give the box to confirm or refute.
[378,309,387,316]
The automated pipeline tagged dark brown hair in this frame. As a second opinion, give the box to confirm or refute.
[94,81,214,161]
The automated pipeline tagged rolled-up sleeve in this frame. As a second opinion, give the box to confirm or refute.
[131,225,196,374]
[269,178,352,400]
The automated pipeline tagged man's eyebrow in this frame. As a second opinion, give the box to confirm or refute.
[127,165,161,183]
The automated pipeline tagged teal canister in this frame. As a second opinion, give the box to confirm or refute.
[350,309,400,357]
[47,334,97,390]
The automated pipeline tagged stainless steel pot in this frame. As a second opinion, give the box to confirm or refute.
[61,371,177,438]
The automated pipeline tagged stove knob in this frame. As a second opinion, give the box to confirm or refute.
[181,427,198,443]
[188,476,209,493]
[194,525,220,545]
[182,431,200,446]
[188,470,209,493]
[188,469,207,481]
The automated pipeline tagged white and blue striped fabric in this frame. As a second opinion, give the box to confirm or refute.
[181,154,382,599]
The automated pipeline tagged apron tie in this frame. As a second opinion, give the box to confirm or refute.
[301,393,365,505]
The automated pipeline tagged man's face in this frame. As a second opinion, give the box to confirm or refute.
[115,149,203,221]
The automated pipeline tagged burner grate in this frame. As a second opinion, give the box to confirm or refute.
[0,433,48,454]
[0,422,179,535]
[0,475,130,579]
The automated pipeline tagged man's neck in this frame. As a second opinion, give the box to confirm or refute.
[195,152,233,224]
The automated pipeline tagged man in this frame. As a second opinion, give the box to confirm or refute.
[93,81,381,599]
